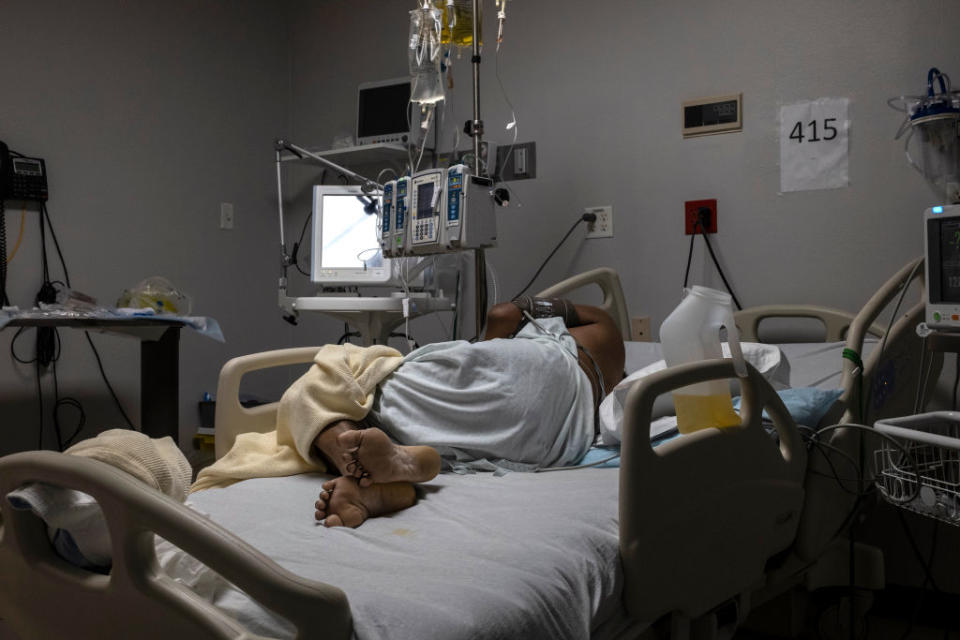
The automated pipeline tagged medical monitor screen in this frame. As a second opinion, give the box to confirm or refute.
[311,186,390,285]
[357,80,411,140]
[416,182,434,219]
[938,218,960,303]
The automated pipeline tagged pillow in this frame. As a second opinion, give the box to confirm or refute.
[732,387,843,428]
[598,342,790,445]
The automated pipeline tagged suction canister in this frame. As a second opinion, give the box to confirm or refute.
[660,286,747,434]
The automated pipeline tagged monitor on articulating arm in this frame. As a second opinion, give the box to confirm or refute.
[310,185,394,286]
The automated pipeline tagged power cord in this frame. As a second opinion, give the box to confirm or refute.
[682,209,743,310]
[511,211,595,300]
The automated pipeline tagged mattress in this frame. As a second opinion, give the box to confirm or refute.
[183,469,648,640]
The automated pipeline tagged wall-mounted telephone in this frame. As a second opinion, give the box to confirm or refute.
[1,141,48,202]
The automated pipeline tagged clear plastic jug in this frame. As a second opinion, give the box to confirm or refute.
[659,286,747,434]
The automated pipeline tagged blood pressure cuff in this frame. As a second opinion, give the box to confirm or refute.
[511,296,580,328]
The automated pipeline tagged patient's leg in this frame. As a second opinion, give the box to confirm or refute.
[337,427,441,486]
[314,476,416,528]
[313,421,441,487]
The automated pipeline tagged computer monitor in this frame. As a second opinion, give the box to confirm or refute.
[357,78,414,146]
[310,185,393,285]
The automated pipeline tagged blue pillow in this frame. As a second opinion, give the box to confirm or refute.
[733,387,842,427]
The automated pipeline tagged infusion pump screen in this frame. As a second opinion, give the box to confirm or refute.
[320,195,382,268]
[940,219,960,303]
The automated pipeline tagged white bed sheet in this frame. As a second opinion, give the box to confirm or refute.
[183,469,647,640]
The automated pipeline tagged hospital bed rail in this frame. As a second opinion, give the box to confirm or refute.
[0,450,351,640]
[620,359,806,632]
[735,305,885,343]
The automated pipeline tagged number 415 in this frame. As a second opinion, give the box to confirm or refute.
[789,118,838,143]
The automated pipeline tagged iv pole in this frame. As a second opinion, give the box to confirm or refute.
[469,0,488,339]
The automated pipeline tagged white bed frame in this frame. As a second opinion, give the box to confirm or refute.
[0,263,934,640]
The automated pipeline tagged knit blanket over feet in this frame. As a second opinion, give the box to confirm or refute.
[191,344,403,493]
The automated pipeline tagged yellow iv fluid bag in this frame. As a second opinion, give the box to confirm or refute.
[660,286,747,434]
[433,0,482,47]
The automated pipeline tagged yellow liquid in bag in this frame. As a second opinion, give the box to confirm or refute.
[435,0,482,46]
[672,393,741,434]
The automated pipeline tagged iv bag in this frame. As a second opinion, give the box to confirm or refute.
[409,6,445,104]
[434,0,482,47]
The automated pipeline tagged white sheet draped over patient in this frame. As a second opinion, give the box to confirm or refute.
[370,317,596,472]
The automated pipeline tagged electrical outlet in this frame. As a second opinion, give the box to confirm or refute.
[631,316,652,342]
[684,199,717,235]
[220,202,234,230]
[585,206,613,239]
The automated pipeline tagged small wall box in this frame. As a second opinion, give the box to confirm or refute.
[682,94,742,138]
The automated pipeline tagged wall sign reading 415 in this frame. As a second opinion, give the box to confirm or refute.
[779,97,849,192]
[788,118,838,143]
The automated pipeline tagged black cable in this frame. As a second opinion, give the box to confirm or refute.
[699,224,742,310]
[1,199,8,306]
[83,331,134,429]
[291,210,312,276]
[41,204,69,286]
[41,202,134,431]
[511,215,589,300]
[681,217,742,309]
[682,224,696,289]
[953,354,959,411]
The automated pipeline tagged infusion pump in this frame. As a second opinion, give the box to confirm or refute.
[925,204,960,330]
[381,165,496,257]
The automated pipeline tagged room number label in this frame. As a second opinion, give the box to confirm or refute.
[779,98,849,192]
[788,118,838,143]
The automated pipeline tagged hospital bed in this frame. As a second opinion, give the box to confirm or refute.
[0,260,934,640]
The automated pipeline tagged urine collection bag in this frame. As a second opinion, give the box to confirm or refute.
[409,5,445,104]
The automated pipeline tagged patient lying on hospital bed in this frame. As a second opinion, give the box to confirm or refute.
[196,297,625,528]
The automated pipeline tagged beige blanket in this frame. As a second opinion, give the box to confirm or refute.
[191,343,404,493]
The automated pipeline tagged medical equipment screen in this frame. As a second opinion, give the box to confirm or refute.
[318,194,382,269]
[358,82,411,139]
[939,218,960,303]
[416,182,434,219]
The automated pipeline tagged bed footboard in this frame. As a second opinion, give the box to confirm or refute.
[619,361,806,623]
[0,451,351,640]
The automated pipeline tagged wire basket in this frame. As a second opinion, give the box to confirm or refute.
[874,412,960,526]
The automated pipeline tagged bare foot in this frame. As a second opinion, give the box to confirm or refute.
[337,427,441,487]
[313,476,417,528]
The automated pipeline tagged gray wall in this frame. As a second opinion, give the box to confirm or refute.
[0,0,293,453]
[287,0,959,332]
[3,1,959,453]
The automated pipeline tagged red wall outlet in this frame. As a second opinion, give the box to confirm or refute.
[685,199,717,235]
